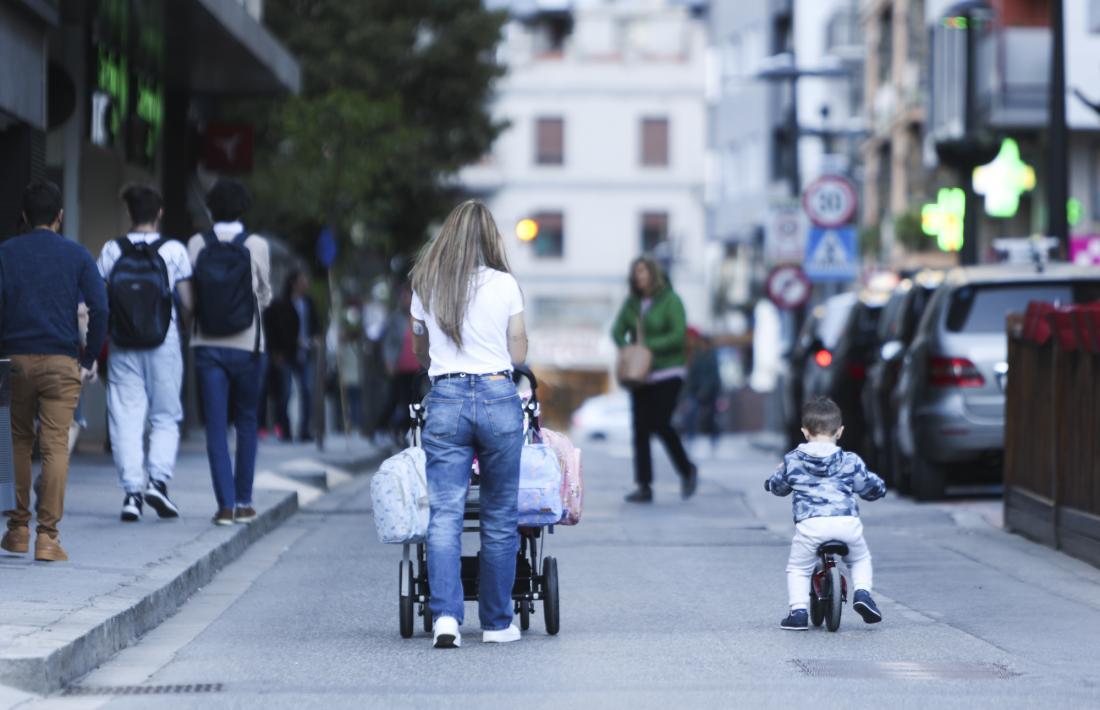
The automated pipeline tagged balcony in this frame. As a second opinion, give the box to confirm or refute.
[974,26,1050,128]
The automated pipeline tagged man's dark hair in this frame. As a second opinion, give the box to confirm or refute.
[22,180,63,228]
[205,179,251,223]
[121,184,163,226]
[802,396,843,436]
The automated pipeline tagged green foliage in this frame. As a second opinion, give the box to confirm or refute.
[893,210,927,252]
[859,223,881,259]
[245,0,507,263]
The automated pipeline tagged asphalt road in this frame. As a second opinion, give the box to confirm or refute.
[20,437,1100,709]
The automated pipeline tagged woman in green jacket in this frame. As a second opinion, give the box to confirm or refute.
[611,257,698,502]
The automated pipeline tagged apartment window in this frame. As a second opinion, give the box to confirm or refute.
[641,118,669,167]
[641,212,669,253]
[535,117,564,165]
[533,211,564,258]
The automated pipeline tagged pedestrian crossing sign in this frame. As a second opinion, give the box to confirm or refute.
[803,227,858,282]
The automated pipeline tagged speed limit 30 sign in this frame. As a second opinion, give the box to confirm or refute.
[802,175,858,228]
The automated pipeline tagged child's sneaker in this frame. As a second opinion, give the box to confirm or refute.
[780,609,809,630]
[853,590,882,623]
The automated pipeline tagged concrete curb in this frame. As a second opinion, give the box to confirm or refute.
[0,492,298,695]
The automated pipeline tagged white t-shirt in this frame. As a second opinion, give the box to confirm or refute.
[97,232,193,339]
[410,267,523,378]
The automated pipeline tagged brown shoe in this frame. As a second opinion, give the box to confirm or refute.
[234,506,257,524]
[212,509,235,526]
[1,526,30,554]
[34,533,68,562]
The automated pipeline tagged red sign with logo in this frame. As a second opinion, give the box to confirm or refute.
[203,123,254,173]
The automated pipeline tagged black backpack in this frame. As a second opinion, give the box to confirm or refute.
[193,230,258,348]
[108,237,173,349]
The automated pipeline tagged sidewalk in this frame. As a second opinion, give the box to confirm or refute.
[0,432,383,695]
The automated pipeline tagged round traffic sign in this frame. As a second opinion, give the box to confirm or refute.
[766,265,812,310]
[802,175,858,228]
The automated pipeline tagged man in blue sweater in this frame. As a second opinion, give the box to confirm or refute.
[0,180,108,562]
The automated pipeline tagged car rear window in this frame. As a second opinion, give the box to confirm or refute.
[876,291,907,341]
[945,281,1100,333]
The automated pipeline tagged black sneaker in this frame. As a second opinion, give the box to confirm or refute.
[853,590,883,624]
[120,493,143,522]
[780,609,809,630]
[681,465,698,500]
[143,480,180,519]
[624,487,653,503]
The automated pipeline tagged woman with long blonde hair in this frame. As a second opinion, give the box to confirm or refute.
[409,200,528,649]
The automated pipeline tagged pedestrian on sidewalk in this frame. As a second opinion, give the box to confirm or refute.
[188,179,272,526]
[264,269,321,442]
[97,185,193,523]
[765,396,886,630]
[611,256,698,503]
[681,327,722,457]
[410,200,528,649]
[375,284,422,445]
[0,180,107,562]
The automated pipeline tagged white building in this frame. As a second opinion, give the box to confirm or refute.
[465,0,710,372]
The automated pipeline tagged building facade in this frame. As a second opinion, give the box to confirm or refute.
[466,0,709,376]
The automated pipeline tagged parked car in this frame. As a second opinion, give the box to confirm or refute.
[780,291,858,449]
[570,391,632,445]
[861,271,943,477]
[891,264,1100,500]
[824,289,891,461]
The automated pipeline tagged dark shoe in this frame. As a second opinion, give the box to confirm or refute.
[234,506,257,524]
[780,609,809,630]
[213,509,235,526]
[624,487,653,503]
[34,533,68,562]
[681,465,698,500]
[1,526,29,554]
[144,480,180,519]
[853,590,882,624]
[120,493,143,522]
[298,434,314,443]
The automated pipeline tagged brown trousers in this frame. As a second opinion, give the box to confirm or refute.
[3,355,82,536]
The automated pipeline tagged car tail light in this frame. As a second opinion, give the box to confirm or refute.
[928,356,985,387]
[814,349,833,368]
[847,362,867,381]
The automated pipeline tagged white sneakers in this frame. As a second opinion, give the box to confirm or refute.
[481,624,521,644]
[433,616,461,648]
[432,618,523,648]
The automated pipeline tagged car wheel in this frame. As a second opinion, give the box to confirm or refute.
[912,454,946,501]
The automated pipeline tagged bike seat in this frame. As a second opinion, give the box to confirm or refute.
[817,540,849,556]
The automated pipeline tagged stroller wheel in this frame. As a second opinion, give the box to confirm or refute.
[542,557,560,636]
[519,600,531,631]
[423,604,434,633]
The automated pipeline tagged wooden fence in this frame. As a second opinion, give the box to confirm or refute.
[1003,306,1100,568]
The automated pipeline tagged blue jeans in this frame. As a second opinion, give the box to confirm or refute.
[195,347,261,510]
[274,350,313,439]
[423,374,524,630]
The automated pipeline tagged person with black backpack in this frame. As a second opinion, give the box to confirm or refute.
[187,180,272,527]
[98,185,194,523]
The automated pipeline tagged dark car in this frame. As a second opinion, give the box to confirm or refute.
[861,271,943,477]
[780,292,858,449]
[891,264,1100,500]
[809,289,890,460]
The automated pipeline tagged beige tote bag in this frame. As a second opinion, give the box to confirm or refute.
[616,314,652,388]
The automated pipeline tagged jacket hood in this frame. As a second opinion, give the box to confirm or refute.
[794,442,843,477]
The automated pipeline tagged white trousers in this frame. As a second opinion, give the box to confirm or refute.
[107,339,184,494]
[786,516,872,610]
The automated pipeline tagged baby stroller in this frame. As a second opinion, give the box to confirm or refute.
[398,366,561,638]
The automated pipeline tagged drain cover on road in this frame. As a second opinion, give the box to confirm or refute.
[793,659,1017,681]
[63,683,224,696]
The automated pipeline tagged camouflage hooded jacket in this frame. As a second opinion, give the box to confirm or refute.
[766,442,886,523]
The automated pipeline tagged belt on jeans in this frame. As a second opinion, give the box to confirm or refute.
[431,370,511,385]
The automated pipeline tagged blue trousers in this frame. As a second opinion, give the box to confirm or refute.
[423,374,524,630]
[195,347,262,510]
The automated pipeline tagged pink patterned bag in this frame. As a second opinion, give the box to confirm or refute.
[539,428,583,525]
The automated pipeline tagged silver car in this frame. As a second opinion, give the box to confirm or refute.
[892,264,1100,500]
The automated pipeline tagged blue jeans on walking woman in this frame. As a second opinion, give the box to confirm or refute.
[195,347,262,510]
[423,374,523,631]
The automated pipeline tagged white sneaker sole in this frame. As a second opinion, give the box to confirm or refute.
[482,627,521,644]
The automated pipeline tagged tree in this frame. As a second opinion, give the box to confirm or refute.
[246,0,507,261]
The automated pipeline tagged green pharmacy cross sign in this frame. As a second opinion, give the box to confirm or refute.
[922,188,966,252]
[972,138,1036,218]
